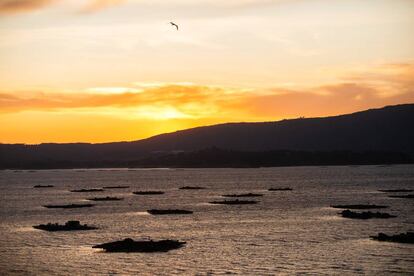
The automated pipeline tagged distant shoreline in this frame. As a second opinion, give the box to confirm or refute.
[1,149,412,170]
[1,164,413,171]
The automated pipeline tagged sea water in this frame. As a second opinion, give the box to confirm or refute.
[0,165,413,275]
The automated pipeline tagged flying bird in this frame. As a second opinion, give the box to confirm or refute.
[170,22,179,31]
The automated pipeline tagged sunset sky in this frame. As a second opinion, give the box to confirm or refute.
[1,0,413,143]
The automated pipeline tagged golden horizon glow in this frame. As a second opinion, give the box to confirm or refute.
[1,0,413,143]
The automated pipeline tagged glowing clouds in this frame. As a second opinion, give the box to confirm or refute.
[0,0,126,15]
[0,0,56,14]
[0,62,413,143]
[1,62,413,119]
[79,0,125,13]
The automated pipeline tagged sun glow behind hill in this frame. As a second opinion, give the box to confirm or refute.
[0,0,413,143]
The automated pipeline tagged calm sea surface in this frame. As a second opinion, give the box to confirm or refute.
[0,166,413,275]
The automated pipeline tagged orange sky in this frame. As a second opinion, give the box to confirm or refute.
[1,0,413,143]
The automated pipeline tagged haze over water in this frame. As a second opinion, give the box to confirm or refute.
[0,165,413,275]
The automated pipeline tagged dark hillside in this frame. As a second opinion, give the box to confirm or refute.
[1,104,413,168]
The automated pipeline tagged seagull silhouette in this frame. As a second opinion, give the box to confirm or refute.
[170,22,179,31]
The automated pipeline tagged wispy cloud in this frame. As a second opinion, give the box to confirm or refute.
[0,0,56,14]
[79,0,125,13]
[0,0,289,15]
[243,63,414,118]
[342,63,414,97]
[0,0,126,15]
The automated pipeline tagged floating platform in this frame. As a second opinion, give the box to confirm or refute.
[103,186,130,189]
[93,238,186,252]
[87,196,123,201]
[340,209,396,219]
[133,191,164,195]
[147,209,193,215]
[43,203,94,209]
[330,204,388,209]
[33,185,54,188]
[378,189,413,193]
[370,232,414,244]
[388,194,414,199]
[70,188,104,193]
[222,193,263,197]
[33,220,97,231]
[209,199,258,205]
[179,186,206,190]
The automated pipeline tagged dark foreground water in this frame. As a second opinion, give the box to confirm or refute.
[0,165,413,275]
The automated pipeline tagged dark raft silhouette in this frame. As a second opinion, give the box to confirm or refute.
[147,209,193,215]
[222,193,263,197]
[330,204,388,209]
[93,238,186,252]
[87,196,123,201]
[33,221,97,231]
[268,187,292,191]
[209,199,258,205]
[339,209,396,219]
[179,186,206,190]
[70,188,104,192]
[33,185,54,188]
[378,189,413,192]
[43,203,94,209]
[133,191,164,195]
[370,232,414,244]
[102,186,130,189]
[388,194,414,199]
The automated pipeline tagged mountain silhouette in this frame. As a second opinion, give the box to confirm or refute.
[1,104,413,168]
